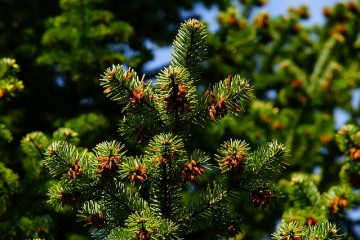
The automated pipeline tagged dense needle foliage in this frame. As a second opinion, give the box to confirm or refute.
[43,19,289,239]
[1,0,360,239]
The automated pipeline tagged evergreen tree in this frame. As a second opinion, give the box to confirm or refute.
[37,0,134,87]
[1,0,360,239]
[273,124,360,239]
[0,58,87,239]
[0,0,225,136]
[43,19,288,239]
[0,128,85,239]
[0,1,224,238]
[195,0,360,238]
[0,58,23,142]
[0,58,22,236]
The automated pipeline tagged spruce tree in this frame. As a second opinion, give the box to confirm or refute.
[0,58,23,142]
[43,19,288,239]
[37,0,134,85]
[0,1,225,238]
[273,124,360,239]
[2,1,359,239]
[0,58,22,236]
[1,128,83,239]
[198,0,360,238]
[0,0,224,138]
[0,58,87,239]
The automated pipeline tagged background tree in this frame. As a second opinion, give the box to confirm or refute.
[0,58,22,237]
[273,124,360,239]
[0,0,226,138]
[194,0,360,238]
[0,58,23,143]
[0,58,87,239]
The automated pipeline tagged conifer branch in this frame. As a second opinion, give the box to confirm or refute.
[100,65,155,112]
[41,18,289,239]
[205,75,253,121]
[171,19,207,83]
[307,37,337,95]
[0,58,23,101]
[21,132,49,159]
[101,183,137,214]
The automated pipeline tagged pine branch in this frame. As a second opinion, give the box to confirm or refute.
[289,174,323,209]
[44,141,77,177]
[0,58,23,101]
[307,37,337,95]
[100,65,155,112]
[154,66,198,131]
[145,134,185,220]
[100,182,145,214]
[245,140,287,178]
[205,74,253,121]
[272,221,343,240]
[179,179,229,223]
[21,132,49,159]
[44,141,97,179]
[171,19,207,83]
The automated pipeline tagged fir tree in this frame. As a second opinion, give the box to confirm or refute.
[273,124,360,239]
[2,1,360,239]
[0,0,224,139]
[37,0,134,84]
[0,58,22,238]
[195,0,360,238]
[0,1,225,238]
[43,19,287,239]
[0,58,86,239]
[0,128,83,239]
[0,58,23,142]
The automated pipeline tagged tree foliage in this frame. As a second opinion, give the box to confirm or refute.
[197,0,360,238]
[43,19,288,239]
[1,0,360,239]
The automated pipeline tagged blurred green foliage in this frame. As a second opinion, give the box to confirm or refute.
[194,0,360,238]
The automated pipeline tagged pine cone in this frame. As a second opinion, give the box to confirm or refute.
[226,222,241,236]
[135,229,150,240]
[68,158,82,180]
[323,7,332,18]
[206,91,227,121]
[254,13,269,29]
[305,216,318,226]
[130,165,149,183]
[0,89,5,99]
[252,189,274,208]
[60,191,82,207]
[220,153,247,173]
[182,160,205,181]
[157,151,175,165]
[97,155,122,171]
[97,154,122,179]
[166,83,191,112]
[329,196,348,214]
[85,212,105,228]
[130,85,144,105]
[349,148,360,160]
